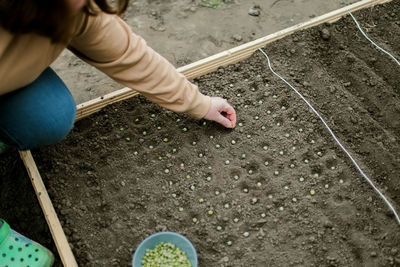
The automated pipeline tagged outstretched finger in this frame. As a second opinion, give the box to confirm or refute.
[222,104,237,128]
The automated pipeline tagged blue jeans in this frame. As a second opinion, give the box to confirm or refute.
[0,68,76,150]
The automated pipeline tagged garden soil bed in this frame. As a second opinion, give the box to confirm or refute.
[1,1,400,266]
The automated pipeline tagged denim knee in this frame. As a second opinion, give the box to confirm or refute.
[0,68,76,150]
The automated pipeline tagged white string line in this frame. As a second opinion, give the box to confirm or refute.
[257,48,400,226]
[349,12,400,67]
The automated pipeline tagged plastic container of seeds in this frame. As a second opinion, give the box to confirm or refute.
[132,232,198,267]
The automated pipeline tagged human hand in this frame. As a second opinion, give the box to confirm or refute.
[203,97,237,128]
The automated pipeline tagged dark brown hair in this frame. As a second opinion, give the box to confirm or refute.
[0,0,129,43]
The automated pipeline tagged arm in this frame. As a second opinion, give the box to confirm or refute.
[69,12,235,126]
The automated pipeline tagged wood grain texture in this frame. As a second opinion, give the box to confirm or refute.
[19,151,78,267]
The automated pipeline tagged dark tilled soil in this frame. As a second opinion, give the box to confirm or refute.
[1,1,400,266]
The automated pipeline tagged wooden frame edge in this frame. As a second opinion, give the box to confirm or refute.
[75,88,139,121]
[19,151,78,267]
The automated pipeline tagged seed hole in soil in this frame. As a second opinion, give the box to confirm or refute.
[212,187,223,196]
[279,100,290,111]
[239,181,250,192]
[248,82,259,92]
[326,158,338,170]
[255,177,265,186]
[288,160,297,168]
[288,112,299,121]
[260,142,270,150]
[310,165,323,176]
[262,157,273,167]
[274,117,284,127]
[188,211,199,218]
[229,169,242,179]
[246,162,260,176]
[302,151,313,162]
[313,146,326,157]
[224,235,237,244]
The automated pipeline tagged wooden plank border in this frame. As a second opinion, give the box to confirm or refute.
[19,151,78,267]
[75,88,139,121]
[75,0,391,121]
[21,0,391,265]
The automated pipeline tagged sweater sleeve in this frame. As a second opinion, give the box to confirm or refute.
[68,12,210,118]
